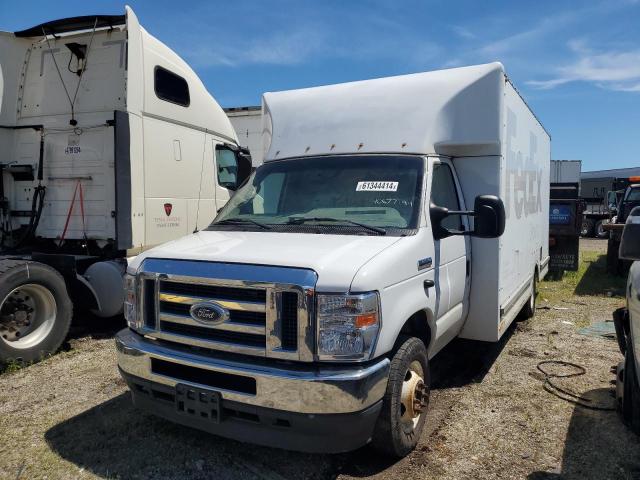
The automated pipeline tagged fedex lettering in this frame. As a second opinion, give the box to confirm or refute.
[504,109,543,219]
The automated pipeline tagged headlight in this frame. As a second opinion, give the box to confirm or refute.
[123,273,139,330]
[317,292,381,361]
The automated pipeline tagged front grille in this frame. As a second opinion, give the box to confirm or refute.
[281,292,298,350]
[160,321,266,348]
[160,281,266,303]
[140,271,310,360]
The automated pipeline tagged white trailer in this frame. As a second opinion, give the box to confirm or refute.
[116,62,550,456]
[225,106,263,166]
[551,160,581,185]
[0,7,251,363]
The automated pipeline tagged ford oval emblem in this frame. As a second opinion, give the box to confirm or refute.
[189,302,229,325]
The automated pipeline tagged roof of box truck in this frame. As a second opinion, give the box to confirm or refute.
[262,62,546,162]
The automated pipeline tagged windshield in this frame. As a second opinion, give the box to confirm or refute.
[625,187,640,202]
[209,155,424,235]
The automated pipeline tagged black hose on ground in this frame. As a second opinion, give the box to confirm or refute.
[537,360,615,411]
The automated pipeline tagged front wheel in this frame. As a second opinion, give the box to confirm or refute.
[371,336,430,457]
[0,260,73,364]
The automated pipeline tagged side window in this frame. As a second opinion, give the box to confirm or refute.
[154,66,190,106]
[216,146,238,190]
[431,163,463,230]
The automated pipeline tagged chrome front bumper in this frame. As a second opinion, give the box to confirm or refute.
[116,328,390,415]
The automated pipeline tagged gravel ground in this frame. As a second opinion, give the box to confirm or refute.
[1,238,639,480]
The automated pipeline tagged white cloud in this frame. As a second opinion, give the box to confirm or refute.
[527,43,640,92]
[451,25,476,40]
[186,28,327,67]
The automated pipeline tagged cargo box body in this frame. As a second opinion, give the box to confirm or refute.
[263,63,550,342]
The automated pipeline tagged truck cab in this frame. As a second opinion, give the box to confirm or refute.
[0,8,249,364]
[116,63,550,457]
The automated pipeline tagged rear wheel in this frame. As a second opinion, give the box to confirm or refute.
[581,218,595,237]
[0,260,72,364]
[519,271,538,320]
[371,336,430,457]
[595,220,609,239]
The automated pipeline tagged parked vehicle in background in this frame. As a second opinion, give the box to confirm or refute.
[0,8,250,364]
[580,168,640,238]
[116,62,550,457]
[614,207,640,434]
[225,106,263,166]
[605,184,640,274]
[548,160,583,277]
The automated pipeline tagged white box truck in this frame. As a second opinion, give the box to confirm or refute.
[116,62,550,456]
[0,7,251,363]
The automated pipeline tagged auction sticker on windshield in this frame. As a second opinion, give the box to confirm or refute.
[356,181,398,192]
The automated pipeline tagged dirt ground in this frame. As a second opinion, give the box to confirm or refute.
[1,238,640,480]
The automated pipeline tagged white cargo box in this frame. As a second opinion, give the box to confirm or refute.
[263,63,550,341]
[551,160,581,184]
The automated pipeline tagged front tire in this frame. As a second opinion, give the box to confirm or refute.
[0,260,72,364]
[371,336,430,457]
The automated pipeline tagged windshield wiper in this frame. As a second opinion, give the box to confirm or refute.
[286,216,386,235]
[213,218,271,230]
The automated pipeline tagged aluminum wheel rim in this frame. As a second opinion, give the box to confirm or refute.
[400,360,428,431]
[0,284,57,350]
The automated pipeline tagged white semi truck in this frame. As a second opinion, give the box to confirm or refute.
[116,63,550,456]
[0,8,250,363]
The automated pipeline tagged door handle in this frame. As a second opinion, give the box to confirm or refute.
[424,279,435,289]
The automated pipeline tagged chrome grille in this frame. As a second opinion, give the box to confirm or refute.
[137,259,316,361]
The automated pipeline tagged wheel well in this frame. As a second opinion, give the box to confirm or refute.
[398,310,432,351]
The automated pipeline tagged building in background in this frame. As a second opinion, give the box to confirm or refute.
[225,106,263,165]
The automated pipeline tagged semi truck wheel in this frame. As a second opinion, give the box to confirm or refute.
[581,219,595,237]
[519,271,538,320]
[371,336,430,457]
[595,220,609,239]
[0,260,72,364]
[622,338,640,435]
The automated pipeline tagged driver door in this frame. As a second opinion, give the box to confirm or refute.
[430,160,470,329]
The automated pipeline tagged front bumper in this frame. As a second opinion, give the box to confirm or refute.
[116,329,390,452]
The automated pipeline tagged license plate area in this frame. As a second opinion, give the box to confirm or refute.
[175,383,222,423]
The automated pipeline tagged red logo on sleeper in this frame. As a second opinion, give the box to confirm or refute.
[164,203,173,216]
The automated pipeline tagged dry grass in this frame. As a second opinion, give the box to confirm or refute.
[1,239,639,479]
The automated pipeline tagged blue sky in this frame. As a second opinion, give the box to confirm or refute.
[2,0,639,171]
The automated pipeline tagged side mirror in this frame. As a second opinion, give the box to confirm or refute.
[429,204,451,240]
[619,207,640,260]
[429,195,505,240]
[473,195,506,238]
[235,148,253,190]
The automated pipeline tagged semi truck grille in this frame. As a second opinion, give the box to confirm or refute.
[137,261,315,362]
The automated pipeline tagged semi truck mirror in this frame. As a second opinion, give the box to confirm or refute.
[234,150,253,190]
[472,195,506,238]
[619,207,640,260]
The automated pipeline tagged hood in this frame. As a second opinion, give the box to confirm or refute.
[129,230,403,291]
